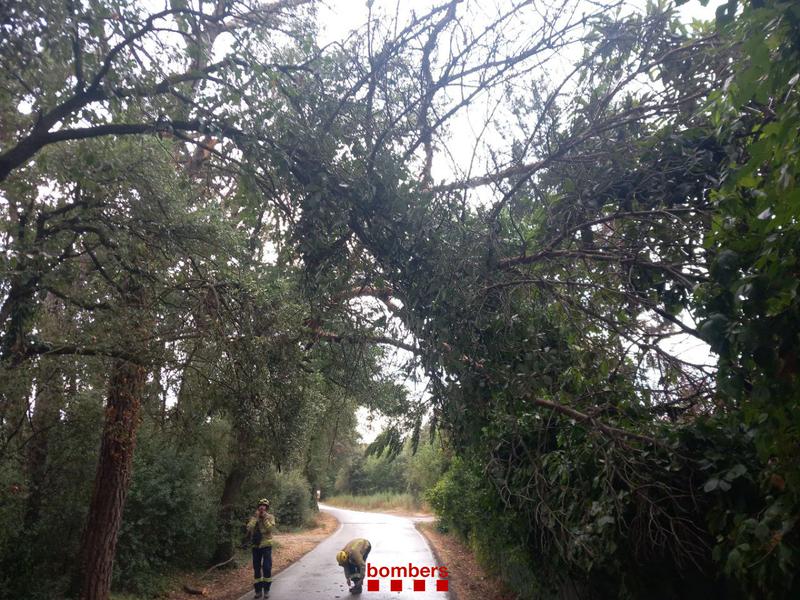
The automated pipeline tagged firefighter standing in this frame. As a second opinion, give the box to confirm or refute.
[246,498,275,599]
[336,538,372,594]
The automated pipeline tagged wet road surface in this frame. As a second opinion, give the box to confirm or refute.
[237,504,449,600]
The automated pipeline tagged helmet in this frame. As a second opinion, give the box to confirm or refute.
[336,550,348,565]
[257,498,270,507]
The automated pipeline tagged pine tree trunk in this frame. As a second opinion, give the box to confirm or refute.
[76,357,146,600]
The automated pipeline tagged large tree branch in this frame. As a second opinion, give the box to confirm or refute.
[431,91,706,194]
[0,0,306,182]
[532,397,657,445]
[312,328,418,355]
[329,286,395,304]
[0,119,247,182]
[42,286,111,312]
[23,340,144,365]
[499,207,705,268]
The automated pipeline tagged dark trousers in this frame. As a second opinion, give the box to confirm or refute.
[347,543,371,584]
[252,546,273,591]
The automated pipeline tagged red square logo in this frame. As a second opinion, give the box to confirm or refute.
[390,579,402,592]
[366,579,379,592]
[413,580,426,591]
[436,579,449,592]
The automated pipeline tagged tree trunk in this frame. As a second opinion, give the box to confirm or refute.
[24,362,63,528]
[76,357,146,600]
[25,293,68,528]
[212,461,248,565]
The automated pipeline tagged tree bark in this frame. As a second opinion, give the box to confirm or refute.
[25,293,68,528]
[76,357,146,600]
[212,461,248,565]
[24,362,64,528]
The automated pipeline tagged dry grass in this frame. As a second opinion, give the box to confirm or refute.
[323,492,428,514]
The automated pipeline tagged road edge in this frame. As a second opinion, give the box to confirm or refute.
[414,520,459,600]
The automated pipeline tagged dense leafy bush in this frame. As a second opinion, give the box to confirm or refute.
[427,456,542,598]
[692,1,800,593]
[270,470,315,528]
[114,426,217,595]
[0,390,102,600]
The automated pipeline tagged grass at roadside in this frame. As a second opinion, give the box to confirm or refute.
[416,521,515,600]
[323,492,428,514]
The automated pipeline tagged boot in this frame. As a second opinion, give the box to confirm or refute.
[253,588,262,599]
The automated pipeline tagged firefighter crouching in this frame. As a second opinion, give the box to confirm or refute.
[336,538,372,594]
[246,498,275,598]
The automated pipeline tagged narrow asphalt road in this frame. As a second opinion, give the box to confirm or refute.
[238,504,450,600]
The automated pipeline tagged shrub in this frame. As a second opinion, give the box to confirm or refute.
[424,456,483,538]
[0,390,102,600]
[271,470,314,528]
[113,428,216,595]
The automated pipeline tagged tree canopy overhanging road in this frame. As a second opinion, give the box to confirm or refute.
[1,1,799,599]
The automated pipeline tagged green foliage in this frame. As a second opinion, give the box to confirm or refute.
[0,386,103,600]
[2,1,800,599]
[411,3,800,597]
[405,437,447,500]
[324,492,420,512]
[425,456,484,537]
[427,457,542,599]
[362,453,409,494]
[335,436,445,501]
[693,0,800,592]
[114,427,217,595]
[270,470,315,529]
[335,452,408,495]
[237,467,317,532]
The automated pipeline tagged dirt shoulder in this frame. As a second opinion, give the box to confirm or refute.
[415,521,515,600]
[166,511,339,600]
